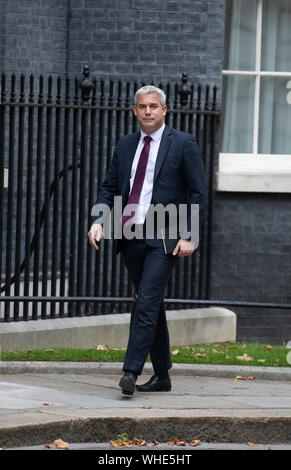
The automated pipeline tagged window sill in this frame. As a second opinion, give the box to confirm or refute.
[216,170,291,193]
[216,154,291,192]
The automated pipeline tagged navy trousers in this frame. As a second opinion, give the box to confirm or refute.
[123,238,177,376]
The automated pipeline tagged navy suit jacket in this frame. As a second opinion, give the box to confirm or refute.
[93,125,207,253]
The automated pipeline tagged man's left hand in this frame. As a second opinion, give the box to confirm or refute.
[173,239,195,257]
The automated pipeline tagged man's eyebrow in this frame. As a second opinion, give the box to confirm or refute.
[137,102,160,106]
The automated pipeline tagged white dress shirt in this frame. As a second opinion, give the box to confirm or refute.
[129,124,165,224]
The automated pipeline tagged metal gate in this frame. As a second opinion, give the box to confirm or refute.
[0,66,220,321]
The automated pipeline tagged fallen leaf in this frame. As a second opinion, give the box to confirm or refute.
[212,349,224,355]
[96,344,110,351]
[265,345,272,351]
[237,354,254,362]
[168,438,186,446]
[44,444,52,449]
[109,439,132,448]
[109,440,120,448]
[132,437,147,446]
[149,439,159,446]
[43,402,53,406]
[171,349,180,356]
[189,439,201,447]
[235,375,256,381]
[247,441,255,447]
[241,343,247,349]
[53,438,69,449]
[194,353,206,357]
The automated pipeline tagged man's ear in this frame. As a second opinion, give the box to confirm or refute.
[132,105,137,116]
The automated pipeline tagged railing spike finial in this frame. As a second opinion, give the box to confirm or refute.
[177,72,192,108]
[79,65,95,105]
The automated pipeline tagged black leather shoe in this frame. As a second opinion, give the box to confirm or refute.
[136,374,171,392]
[119,372,136,395]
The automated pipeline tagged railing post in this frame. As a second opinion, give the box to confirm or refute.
[76,66,95,315]
[4,74,16,321]
[0,73,6,316]
[68,77,80,317]
[79,65,94,106]
[177,72,192,133]
[177,72,192,108]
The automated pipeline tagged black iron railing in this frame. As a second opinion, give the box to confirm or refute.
[0,66,220,321]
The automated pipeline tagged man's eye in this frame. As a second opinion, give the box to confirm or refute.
[137,104,159,110]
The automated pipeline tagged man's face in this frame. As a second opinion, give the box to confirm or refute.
[133,93,167,134]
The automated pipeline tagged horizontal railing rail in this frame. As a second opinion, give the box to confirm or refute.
[1,296,291,310]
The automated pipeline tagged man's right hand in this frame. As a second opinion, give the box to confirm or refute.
[88,224,103,251]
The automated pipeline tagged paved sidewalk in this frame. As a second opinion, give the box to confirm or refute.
[0,361,291,449]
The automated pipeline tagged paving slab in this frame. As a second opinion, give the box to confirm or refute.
[0,362,291,448]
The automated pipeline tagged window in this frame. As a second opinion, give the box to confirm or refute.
[217,0,291,192]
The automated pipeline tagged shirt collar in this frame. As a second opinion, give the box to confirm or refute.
[141,123,165,143]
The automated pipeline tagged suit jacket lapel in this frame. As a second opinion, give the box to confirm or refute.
[153,125,172,185]
[121,125,172,197]
[121,131,140,197]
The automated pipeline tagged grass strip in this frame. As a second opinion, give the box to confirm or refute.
[1,342,290,368]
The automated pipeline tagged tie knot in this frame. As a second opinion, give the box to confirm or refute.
[144,135,152,144]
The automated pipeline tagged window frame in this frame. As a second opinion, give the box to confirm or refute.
[217,0,291,192]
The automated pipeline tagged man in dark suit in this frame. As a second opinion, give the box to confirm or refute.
[88,85,206,396]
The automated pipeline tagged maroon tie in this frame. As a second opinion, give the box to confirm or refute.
[122,135,152,226]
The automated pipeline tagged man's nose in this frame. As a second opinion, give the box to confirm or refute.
[145,106,151,113]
